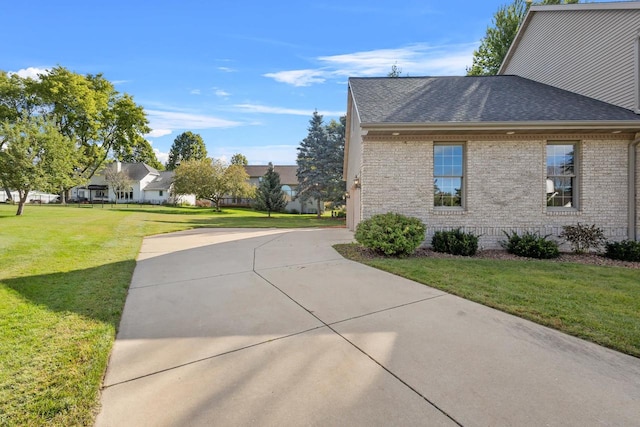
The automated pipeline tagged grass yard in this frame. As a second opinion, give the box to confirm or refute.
[0,204,343,426]
[335,244,640,358]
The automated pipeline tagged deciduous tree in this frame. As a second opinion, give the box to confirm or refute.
[104,165,133,204]
[165,131,208,170]
[253,163,286,217]
[114,138,163,170]
[0,118,75,215]
[172,158,252,211]
[230,153,248,165]
[1,67,150,202]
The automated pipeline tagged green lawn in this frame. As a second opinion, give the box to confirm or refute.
[335,244,640,358]
[0,204,343,426]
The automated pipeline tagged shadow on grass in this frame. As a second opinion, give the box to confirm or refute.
[4,260,134,327]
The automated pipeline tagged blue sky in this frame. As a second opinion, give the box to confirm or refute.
[2,0,510,165]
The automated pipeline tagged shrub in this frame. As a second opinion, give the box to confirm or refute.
[355,212,425,256]
[560,223,606,254]
[604,240,640,262]
[431,229,479,256]
[501,231,560,259]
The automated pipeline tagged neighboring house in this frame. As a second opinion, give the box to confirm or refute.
[71,161,195,205]
[0,191,59,203]
[221,165,320,214]
[344,76,640,248]
[499,2,640,113]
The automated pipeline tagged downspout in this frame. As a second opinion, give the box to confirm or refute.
[629,134,640,241]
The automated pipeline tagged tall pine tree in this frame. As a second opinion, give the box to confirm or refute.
[253,162,286,217]
[296,111,345,218]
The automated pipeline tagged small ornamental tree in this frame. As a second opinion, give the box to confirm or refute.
[253,162,286,217]
[104,165,133,204]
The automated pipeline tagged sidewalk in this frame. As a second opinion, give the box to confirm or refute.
[96,228,640,426]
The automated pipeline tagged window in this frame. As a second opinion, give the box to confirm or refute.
[434,144,464,207]
[159,190,163,197]
[546,143,576,208]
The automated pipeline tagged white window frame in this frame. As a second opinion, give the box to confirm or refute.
[433,142,465,210]
[546,141,579,211]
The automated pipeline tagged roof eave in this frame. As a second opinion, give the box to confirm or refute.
[361,121,640,133]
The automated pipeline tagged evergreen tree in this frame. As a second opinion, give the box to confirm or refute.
[296,111,345,218]
[165,131,208,170]
[253,162,286,217]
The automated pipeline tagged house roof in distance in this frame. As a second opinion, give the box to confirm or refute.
[144,171,174,191]
[244,165,298,186]
[348,76,640,125]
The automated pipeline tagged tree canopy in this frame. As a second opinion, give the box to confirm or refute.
[467,0,579,76]
[0,117,75,215]
[165,131,208,170]
[230,153,249,165]
[296,111,346,218]
[114,138,163,170]
[172,158,252,211]
[253,163,286,217]
[0,67,150,204]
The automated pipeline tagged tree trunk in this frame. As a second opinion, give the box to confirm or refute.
[316,198,322,219]
[3,186,12,202]
[16,190,28,216]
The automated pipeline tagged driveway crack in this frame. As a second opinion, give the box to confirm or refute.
[252,266,463,426]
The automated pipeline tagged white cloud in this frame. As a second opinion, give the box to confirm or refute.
[10,67,50,79]
[190,89,201,95]
[154,148,169,165]
[146,109,243,132]
[263,69,327,87]
[234,104,343,117]
[215,89,230,98]
[112,80,130,85]
[264,42,478,86]
[146,129,173,138]
[218,66,236,73]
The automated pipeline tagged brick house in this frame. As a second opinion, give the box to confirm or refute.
[344,76,640,248]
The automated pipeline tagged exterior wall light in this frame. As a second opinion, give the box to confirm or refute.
[354,176,361,188]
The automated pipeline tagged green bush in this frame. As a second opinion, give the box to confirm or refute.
[355,212,425,256]
[501,231,560,259]
[605,240,640,262]
[432,229,479,256]
[560,223,606,254]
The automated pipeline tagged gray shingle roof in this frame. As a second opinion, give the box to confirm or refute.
[349,76,640,124]
[244,165,298,185]
[106,162,160,181]
[144,171,174,191]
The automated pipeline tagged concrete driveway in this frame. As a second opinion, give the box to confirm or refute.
[96,228,640,426]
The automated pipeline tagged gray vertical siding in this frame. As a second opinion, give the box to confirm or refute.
[502,9,640,112]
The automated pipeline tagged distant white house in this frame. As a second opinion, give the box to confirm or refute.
[71,161,195,205]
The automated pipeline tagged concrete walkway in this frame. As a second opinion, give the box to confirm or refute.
[96,228,640,426]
